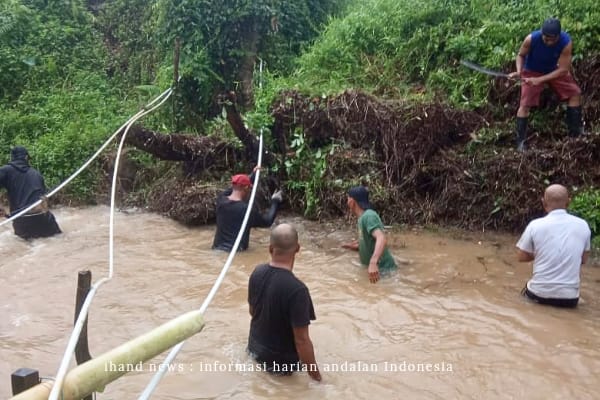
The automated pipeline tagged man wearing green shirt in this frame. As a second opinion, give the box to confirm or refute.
[342,186,397,283]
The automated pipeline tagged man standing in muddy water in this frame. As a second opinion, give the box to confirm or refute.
[342,185,397,283]
[516,184,591,308]
[0,146,62,239]
[247,223,322,381]
[508,17,584,152]
[212,167,283,251]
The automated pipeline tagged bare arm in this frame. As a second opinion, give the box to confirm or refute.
[516,35,531,73]
[367,229,387,283]
[293,325,321,381]
[342,239,359,250]
[516,248,534,262]
[582,251,590,266]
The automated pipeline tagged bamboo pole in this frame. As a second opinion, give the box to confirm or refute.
[10,310,204,400]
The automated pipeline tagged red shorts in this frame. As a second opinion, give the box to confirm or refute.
[520,70,581,107]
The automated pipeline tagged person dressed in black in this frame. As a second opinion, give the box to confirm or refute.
[247,223,321,381]
[0,146,61,240]
[212,169,283,251]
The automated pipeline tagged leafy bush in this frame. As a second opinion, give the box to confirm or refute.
[1,72,134,200]
[0,2,145,200]
[289,0,600,107]
[570,189,600,250]
[0,0,105,104]
[0,0,35,102]
[284,130,340,218]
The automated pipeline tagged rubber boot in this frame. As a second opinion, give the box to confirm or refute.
[566,106,583,137]
[516,117,528,152]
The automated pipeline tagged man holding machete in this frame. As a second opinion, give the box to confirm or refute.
[508,18,583,152]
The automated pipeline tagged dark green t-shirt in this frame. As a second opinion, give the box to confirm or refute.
[358,209,397,271]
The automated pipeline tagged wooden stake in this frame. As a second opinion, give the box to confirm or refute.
[74,271,92,365]
[74,271,93,400]
[11,368,39,395]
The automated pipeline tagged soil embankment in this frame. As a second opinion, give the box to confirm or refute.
[117,56,600,232]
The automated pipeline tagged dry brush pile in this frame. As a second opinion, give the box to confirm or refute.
[271,87,600,232]
[125,57,600,231]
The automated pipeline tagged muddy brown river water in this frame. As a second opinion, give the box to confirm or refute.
[1,207,599,399]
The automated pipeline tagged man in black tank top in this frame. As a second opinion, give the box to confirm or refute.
[508,18,583,151]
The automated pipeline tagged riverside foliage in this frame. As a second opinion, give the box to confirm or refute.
[1,0,599,237]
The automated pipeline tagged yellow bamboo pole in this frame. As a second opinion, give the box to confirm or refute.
[10,310,204,400]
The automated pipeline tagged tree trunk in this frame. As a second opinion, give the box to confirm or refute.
[237,17,261,109]
[218,92,274,166]
[123,125,243,175]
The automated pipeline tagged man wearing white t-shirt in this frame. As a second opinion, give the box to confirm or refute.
[516,184,591,308]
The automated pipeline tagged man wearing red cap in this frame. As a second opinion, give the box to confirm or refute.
[508,17,584,151]
[212,168,283,251]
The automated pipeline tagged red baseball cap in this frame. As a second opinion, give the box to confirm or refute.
[231,174,252,187]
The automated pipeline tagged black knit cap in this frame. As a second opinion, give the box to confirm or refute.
[348,186,372,210]
[10,146,29,160]
[542,18,561,36]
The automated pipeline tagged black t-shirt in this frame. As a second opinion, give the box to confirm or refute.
[247,264,316,366]
[212,189,280,251]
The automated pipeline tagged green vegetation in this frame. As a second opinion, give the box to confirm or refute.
[252,0,599,235]
[1,0,347,200]
[570,189,600,251]
[283,130,341,218]
[280,0,599,106]
[1,0,599,248]
[0,0,134,199]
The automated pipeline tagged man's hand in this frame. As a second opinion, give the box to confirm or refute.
[523,76,543,86]
[271,189,283,203]
[40,195,49,213]
[516,248,534,262]
[368,261,380,283]
[293,326,321,382]
[341,240,359,251]
[308,367,322,382]
[508,71,521,80]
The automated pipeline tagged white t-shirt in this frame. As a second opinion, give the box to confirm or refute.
[516,209,591,299]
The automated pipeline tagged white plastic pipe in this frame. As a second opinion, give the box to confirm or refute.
[138,132,264,399]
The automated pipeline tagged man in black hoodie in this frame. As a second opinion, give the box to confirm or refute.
[0,146,62,239]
